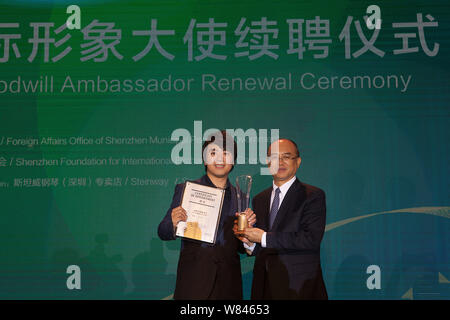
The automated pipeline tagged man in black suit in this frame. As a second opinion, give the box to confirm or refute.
[158,130,255,299]
[236,138,328,299]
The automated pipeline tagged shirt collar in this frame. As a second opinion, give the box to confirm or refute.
[203,174,230,190]
[272,175,297,195]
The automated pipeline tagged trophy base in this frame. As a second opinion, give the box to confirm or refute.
[237,213,248,231]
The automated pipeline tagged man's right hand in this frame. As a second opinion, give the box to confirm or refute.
[171,206,187,231]
[233,217,254,247]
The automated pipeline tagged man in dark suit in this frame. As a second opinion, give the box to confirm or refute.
[237,138,328,300]
[158,131,255,299]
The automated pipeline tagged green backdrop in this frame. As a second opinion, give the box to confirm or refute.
[0,0,448,299]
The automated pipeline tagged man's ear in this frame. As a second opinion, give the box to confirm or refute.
[296,156,302,169]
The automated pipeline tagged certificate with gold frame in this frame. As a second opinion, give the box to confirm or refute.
[175,181,225,244]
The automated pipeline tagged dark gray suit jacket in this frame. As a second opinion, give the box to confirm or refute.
[251,178,328,299]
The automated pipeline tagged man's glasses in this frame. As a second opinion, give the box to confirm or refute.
[267,153,298,163]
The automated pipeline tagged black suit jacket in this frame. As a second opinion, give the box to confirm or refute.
[251,178,328,300]
[158,175,244,300]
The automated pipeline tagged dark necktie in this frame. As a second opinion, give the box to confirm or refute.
[269,188,281,229]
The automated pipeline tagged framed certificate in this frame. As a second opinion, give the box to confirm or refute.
[175,181,225,244]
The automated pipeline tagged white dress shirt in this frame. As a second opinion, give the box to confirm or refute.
[244,175,297,252]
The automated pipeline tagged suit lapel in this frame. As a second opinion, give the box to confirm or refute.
[270,179,305,231]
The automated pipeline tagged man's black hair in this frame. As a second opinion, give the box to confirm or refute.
[202,130,238,172]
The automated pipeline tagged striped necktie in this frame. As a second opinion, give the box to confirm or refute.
[269,188,281,229]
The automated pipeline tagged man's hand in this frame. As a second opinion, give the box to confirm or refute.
[243,208,256,227]
[233,222,253,246]
[242,227,265,243]
[171,206,187,232]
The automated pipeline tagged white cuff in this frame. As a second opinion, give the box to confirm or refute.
[243,242,256,253]
[261,232,267,248]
